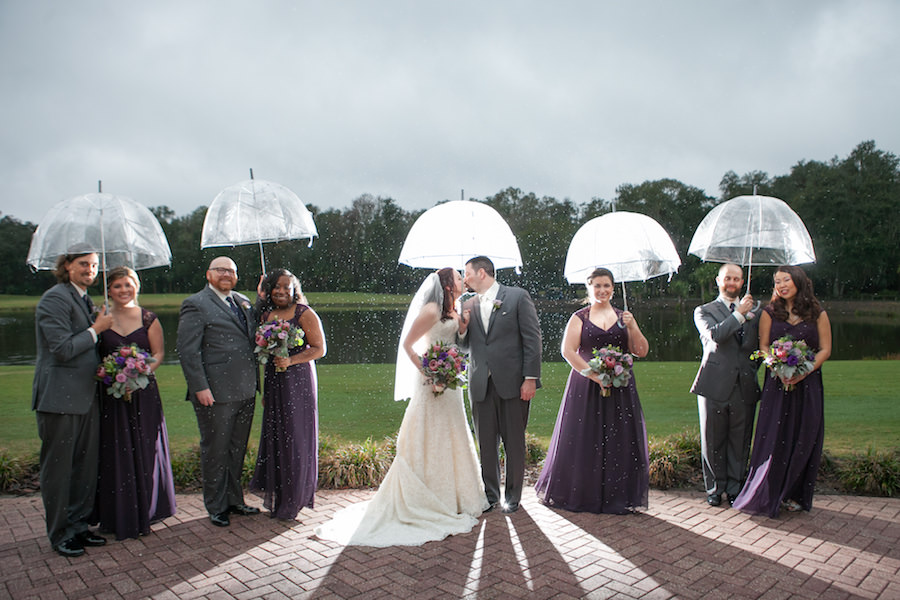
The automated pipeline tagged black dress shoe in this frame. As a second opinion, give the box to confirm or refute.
[727,496,736,507]
[77,531,107,547]
[707,494,722,507]
[210,512,230,527]
[55,537,85,558]
[229,504,260,516]
[483,502,499,514]
[501,503,520,514]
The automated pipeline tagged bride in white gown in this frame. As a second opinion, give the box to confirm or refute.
[315,268,488,547]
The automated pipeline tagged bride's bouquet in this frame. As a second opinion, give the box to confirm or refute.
[420,342,468,396]
[585,344,634,397]
[751,335,816,391]
[254,319,305,372]
[95,343,156,402]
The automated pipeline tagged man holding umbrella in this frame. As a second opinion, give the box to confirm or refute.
[691,263,762,507]
[33,250,114,557]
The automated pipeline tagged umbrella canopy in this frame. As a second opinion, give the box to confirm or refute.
[688,195,815,266]
[398,200,523,271]
[564,212,681,284]
[201,176,318,274]
[26,193,172,272]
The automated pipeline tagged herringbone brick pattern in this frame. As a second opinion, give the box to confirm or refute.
[1,489,897,599]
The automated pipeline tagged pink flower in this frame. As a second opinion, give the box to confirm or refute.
[96,367,106,377]
[115,373,127,383]
[604,356,616,369]
[119,347,132,357]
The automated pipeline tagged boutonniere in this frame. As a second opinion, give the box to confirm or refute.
[240,301,251,310]
[492,299,503,312]
[745,311,755,320]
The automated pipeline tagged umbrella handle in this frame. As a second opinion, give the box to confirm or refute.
[619,281,627,328]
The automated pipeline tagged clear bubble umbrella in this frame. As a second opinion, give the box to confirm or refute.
[688,194,815,290]
[201,170,318,276]
[26,187,172,304]
[564,211,681,311]
[398,200,523,272]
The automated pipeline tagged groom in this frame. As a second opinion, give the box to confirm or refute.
[459,256,542,514]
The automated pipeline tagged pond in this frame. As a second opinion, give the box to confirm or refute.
[1,301,896,366]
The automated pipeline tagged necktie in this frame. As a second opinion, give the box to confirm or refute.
[730,302,744,342]
[83,295,95,319]
[480,294,492,327]
[227,296,247,329]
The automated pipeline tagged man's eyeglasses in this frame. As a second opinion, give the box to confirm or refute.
[209,267,237,276]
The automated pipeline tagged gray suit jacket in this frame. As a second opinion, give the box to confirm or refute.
[691,298,762,402]
[460,284,542,402]
[176,286,258,403]
[32,283,100,414]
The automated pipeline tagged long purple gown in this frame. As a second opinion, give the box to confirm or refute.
[250,304,319,519]
[732,306,825,518]
[535,307,650,514]
[95,309,176,540]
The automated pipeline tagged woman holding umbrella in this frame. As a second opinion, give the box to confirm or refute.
[535,267,650,514]
[733,265,832,517]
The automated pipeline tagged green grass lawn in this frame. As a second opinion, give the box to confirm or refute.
[3,361,897,458]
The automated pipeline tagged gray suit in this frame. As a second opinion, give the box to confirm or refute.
[691,298,762,498]
[460,284,542,507]
[176,286,258,514]
[32,283,101,548]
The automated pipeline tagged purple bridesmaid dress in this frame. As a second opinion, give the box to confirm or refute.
[733,306,825,517]
[535,307,650,514]
[95,309,176,540]
[250,304,319,519]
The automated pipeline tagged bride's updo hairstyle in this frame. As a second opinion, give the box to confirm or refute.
[261,268,307,311]
[437,267,456,321]
[769,265,822,323]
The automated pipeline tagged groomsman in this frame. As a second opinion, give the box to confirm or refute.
[691,263,762,507]
[177,256,260,527]
[459,256,542,514]
[33,251,114,556]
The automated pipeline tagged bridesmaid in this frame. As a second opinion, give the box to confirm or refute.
[94,266,176,539]
[535,267,650,514]
[733,265,831,517]
[250,269,326,520]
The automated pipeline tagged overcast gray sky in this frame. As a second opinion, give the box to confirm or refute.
[2,1,897,224]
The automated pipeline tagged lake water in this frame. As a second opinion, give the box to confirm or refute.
[1,301,896,365]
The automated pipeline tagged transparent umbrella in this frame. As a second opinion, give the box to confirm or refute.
[564,211,681,311]
[26,189,172,304]
[201,170,318,275]
[398,200,522,272]
[688,194,815,290]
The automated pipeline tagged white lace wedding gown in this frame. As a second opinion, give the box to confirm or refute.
[315,318,488,547]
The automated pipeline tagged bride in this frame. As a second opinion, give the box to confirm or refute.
[315,268,488,547]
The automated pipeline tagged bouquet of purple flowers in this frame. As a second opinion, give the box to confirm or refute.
[421,341,468,396]
[751,335,816,391]
[586,344,634,397]
[95,344,156,401]
[254,319,305,372]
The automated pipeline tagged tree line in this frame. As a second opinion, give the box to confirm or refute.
[1,140,897,301]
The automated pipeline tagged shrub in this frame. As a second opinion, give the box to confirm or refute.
[648,430,702,490]
[525,432,546,465]
[318,437,394,489]
[0,449,39,493]
[836,448,900,497]
[170,445,203,490]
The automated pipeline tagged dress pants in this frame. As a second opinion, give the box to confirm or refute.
[698,386,755,497]
[36,405,100,548]
[193,397,256,514]
[471,377,530,506]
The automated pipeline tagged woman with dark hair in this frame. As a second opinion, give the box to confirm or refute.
[250,268,326,520]
[535,267,650,513]
[733,265,832,517]
[93,266,176,539]
[316,267,487,546]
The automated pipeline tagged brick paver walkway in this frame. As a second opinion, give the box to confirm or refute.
[1,488,898,599]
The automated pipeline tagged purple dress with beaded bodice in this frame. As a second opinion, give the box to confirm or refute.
[94,309,176,540]
[250,304,319,519]
[733,306,825,517]
[535,307,650,514]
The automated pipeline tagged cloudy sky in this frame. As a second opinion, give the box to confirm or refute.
[2,1,897,224]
